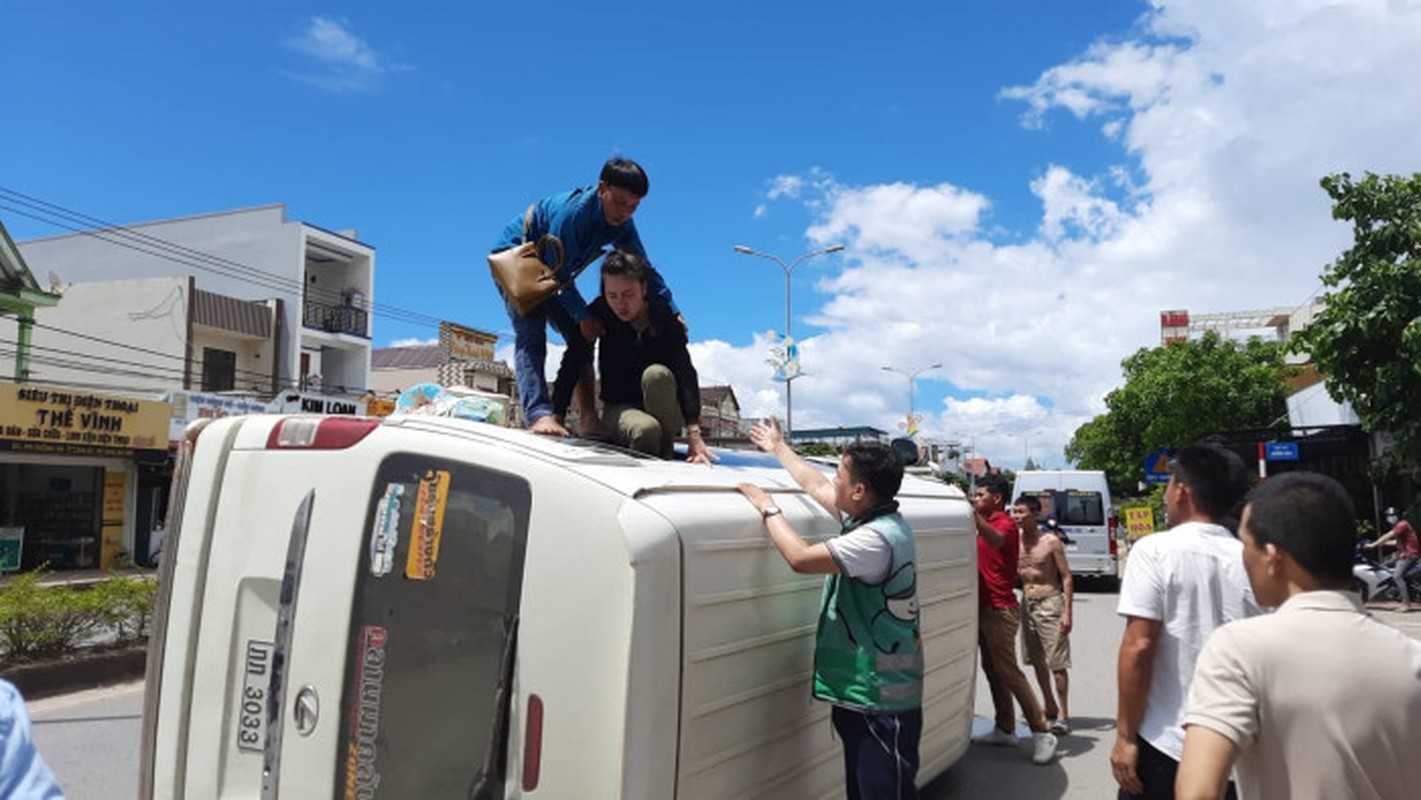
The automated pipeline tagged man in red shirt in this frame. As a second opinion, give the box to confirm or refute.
[970,475,1058,764]
[1364,508,1419,612]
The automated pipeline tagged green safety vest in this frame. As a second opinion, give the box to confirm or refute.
[812,511,924,712]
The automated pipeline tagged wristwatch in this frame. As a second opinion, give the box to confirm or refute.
[761,504,783,519]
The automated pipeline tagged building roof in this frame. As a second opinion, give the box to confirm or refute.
[699,384,739,411]
[372,344,442,370]
[963,457,1000,477]
[0,218,62,309]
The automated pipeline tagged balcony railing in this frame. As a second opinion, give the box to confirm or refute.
[303,299,369,338]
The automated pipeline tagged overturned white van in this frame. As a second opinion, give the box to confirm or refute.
[140,414,978,798]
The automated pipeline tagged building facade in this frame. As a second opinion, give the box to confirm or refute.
[0,206,378,572]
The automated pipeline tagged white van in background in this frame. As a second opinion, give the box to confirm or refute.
[140,414,979,799]
[1010,470,1118,588]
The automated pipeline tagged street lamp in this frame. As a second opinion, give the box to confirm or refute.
[733,243,845,439]
[1005,429,1044,468]
[881,363,942,434]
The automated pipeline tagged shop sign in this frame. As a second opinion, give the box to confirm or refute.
[0,384,170,457]
[165,390,270,444]
[440,321,497,362]
[1124,507,1156,537]
[265,391,366,416]
[101,471,127,569]
[361,395,397,418]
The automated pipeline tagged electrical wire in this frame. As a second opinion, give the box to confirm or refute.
[0,187,449,329]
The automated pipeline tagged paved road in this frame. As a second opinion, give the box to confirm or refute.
[24,594,1421,799]
[923,586,1125,798]
[29,680,143,800]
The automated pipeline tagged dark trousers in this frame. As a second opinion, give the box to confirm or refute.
[831,706,922,800]
[1118,736,1237,800]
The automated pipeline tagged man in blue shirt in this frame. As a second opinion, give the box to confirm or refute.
[0,679,65,798]
[490,158,680,437]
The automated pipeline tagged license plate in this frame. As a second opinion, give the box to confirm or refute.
[236,640,274,752]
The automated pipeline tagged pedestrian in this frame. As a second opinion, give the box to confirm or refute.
[1111,442,1258,799]
[1361,507,1418,612]
[735,418,923,799]
[554,250,711,462]
[970,475,1059,765]
[490,157,682,438]
[1176,472,1421,800]
[0,679,65,799]
[1014,494,1074,735]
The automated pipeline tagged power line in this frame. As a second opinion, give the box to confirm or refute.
[0,187,448,329]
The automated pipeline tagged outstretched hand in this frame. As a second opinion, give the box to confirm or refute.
[747,417,785,454]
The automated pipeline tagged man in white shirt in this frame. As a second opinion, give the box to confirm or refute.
[1112,443,1257,799]
[1177,472,1421,800]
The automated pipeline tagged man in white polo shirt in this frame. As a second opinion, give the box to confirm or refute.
[1112,443,1258,799]
[1177,471,1421,800]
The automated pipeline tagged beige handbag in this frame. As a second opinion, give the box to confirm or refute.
[488,204,573,317]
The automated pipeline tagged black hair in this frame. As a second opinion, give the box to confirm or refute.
[600,158,649,197]
[601,249,651,284]
[1013,495,1042,514]
[842,441,904,503]
[1169,442,1251,524]
[1242,471,1355,586]
[977,475,1009,501]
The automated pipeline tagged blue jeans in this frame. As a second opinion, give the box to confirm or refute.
[831,706,922,800]
[506,293,590,423]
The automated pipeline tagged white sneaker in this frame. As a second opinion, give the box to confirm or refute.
[1050,718,1071,736]
[1031,731,1058,764]
[972,727,1018,746]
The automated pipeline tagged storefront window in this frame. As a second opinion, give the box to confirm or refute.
[0,462,103,572]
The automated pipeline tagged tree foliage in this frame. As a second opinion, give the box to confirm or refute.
[1066,332,1290,494]
[1291,172,1421,476]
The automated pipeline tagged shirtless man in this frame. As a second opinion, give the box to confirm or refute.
[1013,495,1074,735]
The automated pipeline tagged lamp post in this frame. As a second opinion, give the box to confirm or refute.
[733,243,845,440]
[1006,429,1043,469]
[881,363,942,434]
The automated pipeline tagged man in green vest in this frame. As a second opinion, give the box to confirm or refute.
[738,418,923,800]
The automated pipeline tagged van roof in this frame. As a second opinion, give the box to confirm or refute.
[382,415,962,502]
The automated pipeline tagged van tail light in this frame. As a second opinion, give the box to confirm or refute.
[266,416,380,449]
[522,694,544,791]
[1108,513,1120,557]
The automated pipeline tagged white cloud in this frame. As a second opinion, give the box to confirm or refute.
[806,181,992,264]
[283,17,407,93]
[766,174,804,200]
[706,0,1421,469]
[387,337,439,348]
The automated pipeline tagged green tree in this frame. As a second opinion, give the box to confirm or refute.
[1292,172,1421,476]
[1065,332,1290,494]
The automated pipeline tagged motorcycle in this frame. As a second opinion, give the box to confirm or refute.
[1352,545,1421,604]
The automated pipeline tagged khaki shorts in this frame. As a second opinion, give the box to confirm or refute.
[1020,593,1071,671]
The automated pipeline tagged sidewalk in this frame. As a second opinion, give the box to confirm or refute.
[0,567,158,588]
[1367,603,1421,640]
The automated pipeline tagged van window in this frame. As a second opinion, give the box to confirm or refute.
[1058,491,1105,526]
[336,454,530,799]
[1019,490,1105,526]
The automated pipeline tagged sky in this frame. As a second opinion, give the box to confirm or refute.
[3,0,1420,470]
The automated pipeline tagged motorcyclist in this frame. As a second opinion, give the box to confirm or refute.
[1363,508,1419,612]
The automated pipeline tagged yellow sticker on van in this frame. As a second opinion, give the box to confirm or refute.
[405,469,450,580]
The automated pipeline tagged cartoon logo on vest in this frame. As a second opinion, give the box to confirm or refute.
[871,562,919,653]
